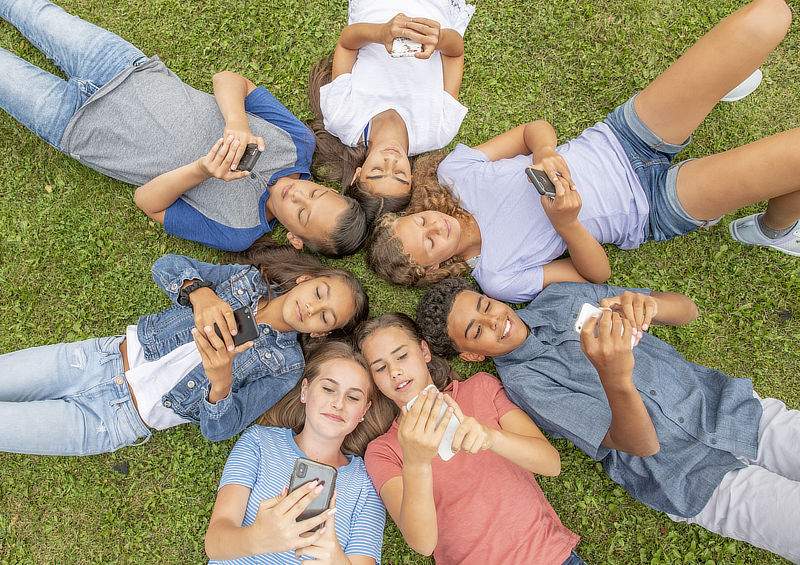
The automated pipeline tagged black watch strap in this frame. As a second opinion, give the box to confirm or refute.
[178,280,217,308]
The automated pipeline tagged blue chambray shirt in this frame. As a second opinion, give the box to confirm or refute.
[493,282,762,517]
[135,254,305,442]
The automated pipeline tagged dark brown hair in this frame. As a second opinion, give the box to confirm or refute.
[232,238,369,337]
[354,312,462,420]
[258,340,393,457]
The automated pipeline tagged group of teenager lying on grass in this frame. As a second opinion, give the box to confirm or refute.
[1,0,799,562]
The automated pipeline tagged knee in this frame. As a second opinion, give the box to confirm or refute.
[746,0,792,45]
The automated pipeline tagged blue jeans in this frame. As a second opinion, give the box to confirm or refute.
[0,0,146,148]
[561,550,587,565]
[0,336,151,456]
[604,94,722,242]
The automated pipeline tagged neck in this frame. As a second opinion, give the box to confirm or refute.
[369,109,409,150]
[255,294,293,332]
[455,212,482,260]
[293,428,349,468]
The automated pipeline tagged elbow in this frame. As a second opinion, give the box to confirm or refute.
[588,267,611,284]
[204,530,220,560]
[409,539,437,557]
[685,301,700,323]
[212,70,236,84]
[633,440,660,458]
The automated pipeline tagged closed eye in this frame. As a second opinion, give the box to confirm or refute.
[347,395,360,402]
[373,364,387,373]
[322,386,334,393]
[475,325,482,339]
[397,353,407,360]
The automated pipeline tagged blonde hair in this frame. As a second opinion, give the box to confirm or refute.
[258,340,393,457]
[364,152,472,287]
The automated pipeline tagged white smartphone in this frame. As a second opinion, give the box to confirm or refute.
[390,37,422,58]
[406,384,461,461]
[574,302,636,347]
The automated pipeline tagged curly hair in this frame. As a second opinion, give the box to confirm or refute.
[258,340,394,456]
[354,312,462,420]
[232,237,369,338]
[364,150,476,286]
[416,278,478,359]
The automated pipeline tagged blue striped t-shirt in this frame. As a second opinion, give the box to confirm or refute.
[211,426,385,564]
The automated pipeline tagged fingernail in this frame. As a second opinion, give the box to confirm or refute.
[191,328,197,334]
[437,392,443,399]
[328,508,337,516]
[307,480,318,489]
[231,329,238,335]
[642,324,649,331]
[205,325,213,333]
[227,345,234,351]
[421,389,427,396]
[227,135,233,140]
[233,140,240,146]
[314,485,324,494]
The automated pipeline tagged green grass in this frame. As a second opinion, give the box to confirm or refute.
[1,0,799,563]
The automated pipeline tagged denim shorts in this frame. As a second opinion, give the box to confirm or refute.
[604,94,721,242]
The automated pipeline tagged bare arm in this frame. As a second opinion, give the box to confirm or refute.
[581,312,659,457]
[599,290,699,337]
[212,71,264,168]
[649,291,699,325]
[487,409,562,476]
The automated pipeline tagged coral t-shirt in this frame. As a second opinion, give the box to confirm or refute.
[365,373,579,565]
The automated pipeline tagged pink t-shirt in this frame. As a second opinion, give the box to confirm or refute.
[365,373,579,565]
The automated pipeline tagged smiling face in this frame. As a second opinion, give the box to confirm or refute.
[281,275,356,335]
[360,326,435,408]
[268,178,349,245]
[446,290,530,358]
[394,210,462,270]
[301,357,372,440]
[357,144,412,198]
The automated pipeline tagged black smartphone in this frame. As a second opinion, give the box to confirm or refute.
[289,457,337,532]
[214,306,259,346]
[235,143,262,172]
[525,167,556,198]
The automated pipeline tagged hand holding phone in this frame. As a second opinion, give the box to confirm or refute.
[391,37,423,57]
[575,302,636,347]
[213,306,259,347]
[235,143,262,171]
[526,167,556,198]
[289,458,337,532]
[406,384,461,461]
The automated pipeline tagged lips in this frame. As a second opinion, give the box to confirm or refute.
[395,379,412,392]
[322,413,345,423]
[282,183,292,199]
[501,318,511,340]
[385,146,401,155]
[296,301,303,322]
[444,219,451,237]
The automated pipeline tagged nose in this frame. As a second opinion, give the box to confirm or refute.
[389,362,403,379]
[331,393,343,410]
[306,302,319,317]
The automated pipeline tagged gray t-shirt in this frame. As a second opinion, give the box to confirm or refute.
[60,57,314,251]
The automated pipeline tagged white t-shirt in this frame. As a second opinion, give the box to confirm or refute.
[320,0,475,156]
[438,122,649,303]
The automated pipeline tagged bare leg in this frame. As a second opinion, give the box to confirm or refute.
[677,129,800,226]
[634,0,791,145]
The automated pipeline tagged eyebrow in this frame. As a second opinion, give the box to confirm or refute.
[464,296,483,339]
[365,173,410,186]
[323,281,337,325]
[320,376,365,394]
[368,345,405,366]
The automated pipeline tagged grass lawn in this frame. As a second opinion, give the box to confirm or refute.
[1,0,799,563]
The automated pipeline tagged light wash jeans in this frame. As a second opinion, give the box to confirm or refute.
[668,396,800,564]
[0,336,150,455]
[0,0,146,148]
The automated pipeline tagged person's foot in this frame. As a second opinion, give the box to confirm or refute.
[721,69,763,102]
[728,213,800,257]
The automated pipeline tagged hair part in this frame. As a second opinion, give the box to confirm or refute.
[232,238,369,337]
[354,312,462,421]
[417,278,478,359]
[345,176,411,221]
[302,195,369,259]
[258,340,393,457]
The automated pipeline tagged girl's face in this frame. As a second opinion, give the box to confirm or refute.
[360,326,434,408]
[357,145,412,198]
[282,275,356,336]
[301,358,372,439]
[394,211,461,270]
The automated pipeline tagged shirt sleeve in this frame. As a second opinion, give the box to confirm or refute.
[342,468,386,563]
[364,434,403,494]
[149,255,250,304]
[475,372,519,420]
[245,86,315,173]
[478,267,545,304]
[163,197,269,252]
[218,426,261,490]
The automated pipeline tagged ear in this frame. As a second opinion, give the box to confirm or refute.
[459,351,485,363]
[294,274,313,285]
[362,400,372,417]
[300,378,309,403]
[351,167,361,186]
[309,331,330,338]
[419,339,433,363]
[286,232,304,250]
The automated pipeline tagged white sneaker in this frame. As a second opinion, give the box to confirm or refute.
[728,213,800,257]
[721,69,763,102]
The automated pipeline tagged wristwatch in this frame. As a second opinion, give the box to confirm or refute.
[178,280,217,308]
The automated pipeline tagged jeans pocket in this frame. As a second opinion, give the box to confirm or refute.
[76,78,100,98]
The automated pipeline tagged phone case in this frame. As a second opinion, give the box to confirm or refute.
[574,303,637,346]
[214,306,260,346]
[236,143,262,171]
[289,457,337,530]
[390,37,422,57]
[525,167,556,198]
[406,384,461,461]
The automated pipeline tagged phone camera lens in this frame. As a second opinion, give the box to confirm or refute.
[297,463,306,477]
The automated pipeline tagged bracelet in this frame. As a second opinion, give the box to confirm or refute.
[178,280,217,308]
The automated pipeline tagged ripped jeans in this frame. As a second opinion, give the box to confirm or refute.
[0,336,150,456]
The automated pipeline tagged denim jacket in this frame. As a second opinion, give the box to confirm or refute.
[135,254,305,441]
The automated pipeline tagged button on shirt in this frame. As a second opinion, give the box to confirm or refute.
[492,282,762,517]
